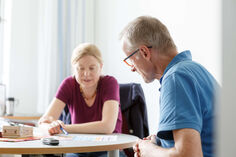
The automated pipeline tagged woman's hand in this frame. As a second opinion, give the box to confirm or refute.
[38,116,66,135]
[48,120,65,135]
[38,115,54,124]
[37,98,67,135]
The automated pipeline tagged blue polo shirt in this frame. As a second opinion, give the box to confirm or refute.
[157,50,219,157]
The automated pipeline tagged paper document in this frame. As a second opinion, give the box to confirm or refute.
[74,135,117,142]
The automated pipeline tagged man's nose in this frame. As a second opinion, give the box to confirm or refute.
[131,66,136,72]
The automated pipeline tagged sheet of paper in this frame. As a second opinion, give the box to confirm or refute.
[73,135,117,142]
[0,136,41,142]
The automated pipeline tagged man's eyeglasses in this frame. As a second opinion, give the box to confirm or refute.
[123,46,152,67]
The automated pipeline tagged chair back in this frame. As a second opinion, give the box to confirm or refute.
[119,83,149,157]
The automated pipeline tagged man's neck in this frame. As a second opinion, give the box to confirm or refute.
[153,49,178,78]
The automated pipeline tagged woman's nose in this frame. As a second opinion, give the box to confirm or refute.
[84,70,90,76]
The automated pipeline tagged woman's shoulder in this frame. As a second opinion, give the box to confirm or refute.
[99,75,119,98]
[100,75,118,84]
[61,75,75,86]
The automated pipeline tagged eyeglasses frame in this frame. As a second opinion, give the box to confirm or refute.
[123,46,152,67]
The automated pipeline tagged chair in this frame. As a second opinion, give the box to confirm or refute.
[59,103,71,124]
[119,83,149,157]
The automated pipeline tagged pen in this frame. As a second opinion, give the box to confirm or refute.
[60,126,68,135]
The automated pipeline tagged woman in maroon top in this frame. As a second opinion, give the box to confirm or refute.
[38,43,123,157]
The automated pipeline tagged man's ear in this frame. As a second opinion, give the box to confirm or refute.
[139,45,151,61]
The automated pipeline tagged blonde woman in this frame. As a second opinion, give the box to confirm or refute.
[39,43,124,157]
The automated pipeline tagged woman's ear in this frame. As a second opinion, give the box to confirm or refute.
[99,63,103,73]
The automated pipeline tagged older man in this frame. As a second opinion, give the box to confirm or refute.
[120,16,219,157]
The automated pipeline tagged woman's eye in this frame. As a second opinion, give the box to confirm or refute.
[78,67,84,71]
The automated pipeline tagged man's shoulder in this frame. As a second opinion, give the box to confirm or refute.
[165,60,199,78]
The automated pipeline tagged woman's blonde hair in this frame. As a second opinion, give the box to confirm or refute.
[71,43,103,74]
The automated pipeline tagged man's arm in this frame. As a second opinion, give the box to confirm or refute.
[135,128,203,157]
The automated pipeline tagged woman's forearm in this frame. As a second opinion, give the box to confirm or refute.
[65,120,115,134]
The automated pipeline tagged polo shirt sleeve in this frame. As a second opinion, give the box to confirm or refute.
[102,76,120,102]
[55,77,73,105]
[157,72,202,140]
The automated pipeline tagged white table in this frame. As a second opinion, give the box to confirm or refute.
[0,133,138,157]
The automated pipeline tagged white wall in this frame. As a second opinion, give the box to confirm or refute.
[94,0,221,134]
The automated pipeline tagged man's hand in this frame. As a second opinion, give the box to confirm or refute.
[143,134,157,143]
[133,135,157,157]
[133,129,203,157]
[134,138,158,157]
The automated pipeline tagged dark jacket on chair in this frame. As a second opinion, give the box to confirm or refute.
[119,83,149,139]
[119,83,149,157]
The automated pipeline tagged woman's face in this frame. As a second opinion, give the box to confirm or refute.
[74,55,102,89]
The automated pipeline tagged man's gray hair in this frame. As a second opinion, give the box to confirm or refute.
[120,16,176,53]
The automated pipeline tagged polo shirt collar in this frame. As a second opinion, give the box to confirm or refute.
[159,50,192,84]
